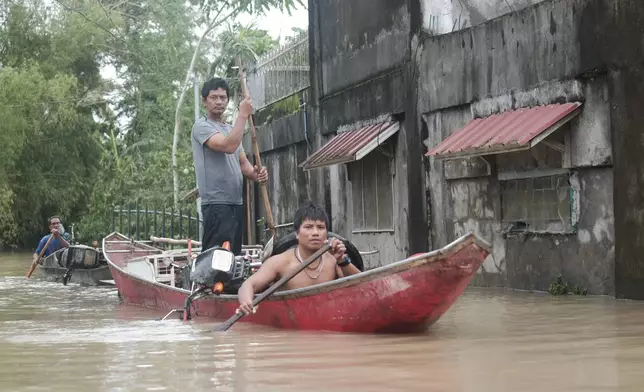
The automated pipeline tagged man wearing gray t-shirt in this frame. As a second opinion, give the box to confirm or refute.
[191,78,268,255]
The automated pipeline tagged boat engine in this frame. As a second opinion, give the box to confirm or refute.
[55,246,100,285]
[190,245,252,295]
[57,246,100,270]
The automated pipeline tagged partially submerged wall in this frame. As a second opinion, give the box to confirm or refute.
[417,0,630,295]
[242,111,318,241]
[306,0,426,265]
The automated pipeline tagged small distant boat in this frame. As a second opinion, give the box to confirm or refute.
[39,245,113,286]
[102,231,492,333]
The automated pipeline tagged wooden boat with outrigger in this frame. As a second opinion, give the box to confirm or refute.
[102,231,491,333]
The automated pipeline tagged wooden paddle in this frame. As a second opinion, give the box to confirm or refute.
[26,234,55,278]
[212,242,332,332]
[236,57,276,241]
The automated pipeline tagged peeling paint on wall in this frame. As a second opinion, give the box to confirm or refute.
[578,229,592,244]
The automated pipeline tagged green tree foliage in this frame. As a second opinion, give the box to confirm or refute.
[0,0,300,248]
[0,3,106,247]
[207,22,278,114]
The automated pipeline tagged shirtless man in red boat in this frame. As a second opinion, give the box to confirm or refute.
[237,202,361,315]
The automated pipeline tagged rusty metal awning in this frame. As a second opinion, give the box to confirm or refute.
[426,102,582,160]
[300,120,400,170]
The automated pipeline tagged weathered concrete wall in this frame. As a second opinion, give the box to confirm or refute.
[422,0,546,34]
[247,141,317,240]
[417,0,644,297]
[468,77,612,167]
[422,75,615,294]
[299,0,644,298]
[603,0,644,300]
[319,70,406,136]
[318,0,410,96]
[423,106,508,286]
[505,168,614,294]
[417,0,603,114]
[326,124,411,269]
[570,78,612,167]
[242,110,325,242]
[311,0,427,258]
[612,66,644,298]
[249,111,307,153]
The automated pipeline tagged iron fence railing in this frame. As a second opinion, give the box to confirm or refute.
[245,31,309,110]
[111,204,201,247]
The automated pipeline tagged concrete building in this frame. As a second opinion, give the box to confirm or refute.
[245,0,644,299]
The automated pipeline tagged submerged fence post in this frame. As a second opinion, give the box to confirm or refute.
[119,205,123,234]
[127,204,131,238]
[178,208,183,239]
[136,200,140,241]
[170,207,175,239]
[111,206,115,232]
[162,206,166,239]
[187,209,192,239]
[144,205,148,241]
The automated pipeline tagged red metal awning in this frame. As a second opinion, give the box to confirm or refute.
[426,102,582,160]
[300,120,400,170]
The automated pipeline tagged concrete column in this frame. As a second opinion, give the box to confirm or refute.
[405,0,429,255]
[601,0,644,299]
[611,66,644,299]
[307,0,329,222]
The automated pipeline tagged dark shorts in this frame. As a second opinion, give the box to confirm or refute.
[201,204,244,255]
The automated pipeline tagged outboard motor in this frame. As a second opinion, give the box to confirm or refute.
[57,246,100,270]
[189,242,252,295]
[56,246,100,285]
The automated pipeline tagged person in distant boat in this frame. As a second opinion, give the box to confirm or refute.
[237,202,362,315]
[32,216,70,262]
[191,77,268,256]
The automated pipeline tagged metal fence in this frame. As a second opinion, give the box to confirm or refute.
[245,31,309,110]
[111,205,201,246]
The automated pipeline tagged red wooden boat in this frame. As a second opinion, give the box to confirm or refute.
[102,232,491,333]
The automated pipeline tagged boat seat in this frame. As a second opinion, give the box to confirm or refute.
[126,260,157,282]
[150,256,176,287]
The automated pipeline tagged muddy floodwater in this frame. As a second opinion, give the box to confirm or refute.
[2,252,644,391]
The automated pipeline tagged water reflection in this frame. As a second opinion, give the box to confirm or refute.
[2,252,644,391]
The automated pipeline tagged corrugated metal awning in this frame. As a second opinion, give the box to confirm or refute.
[426,102,582,160]
[300,120,400,170]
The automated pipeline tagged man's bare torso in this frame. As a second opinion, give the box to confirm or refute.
[274,248,340,291]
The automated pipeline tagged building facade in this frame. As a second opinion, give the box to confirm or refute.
[245,0,644,299]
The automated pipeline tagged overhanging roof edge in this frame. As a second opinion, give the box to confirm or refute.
[426,103,583,160]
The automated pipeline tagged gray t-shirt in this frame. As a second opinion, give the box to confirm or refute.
[191,117,244,205]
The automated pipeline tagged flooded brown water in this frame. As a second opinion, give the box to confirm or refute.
[2,252,644,391]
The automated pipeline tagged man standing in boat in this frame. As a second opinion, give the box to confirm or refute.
[191,77,268,256]
[237,203,361,315]
[32,216,70,262]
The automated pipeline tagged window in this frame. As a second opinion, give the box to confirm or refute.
[500,173,573,233]
[349,149,394,232]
